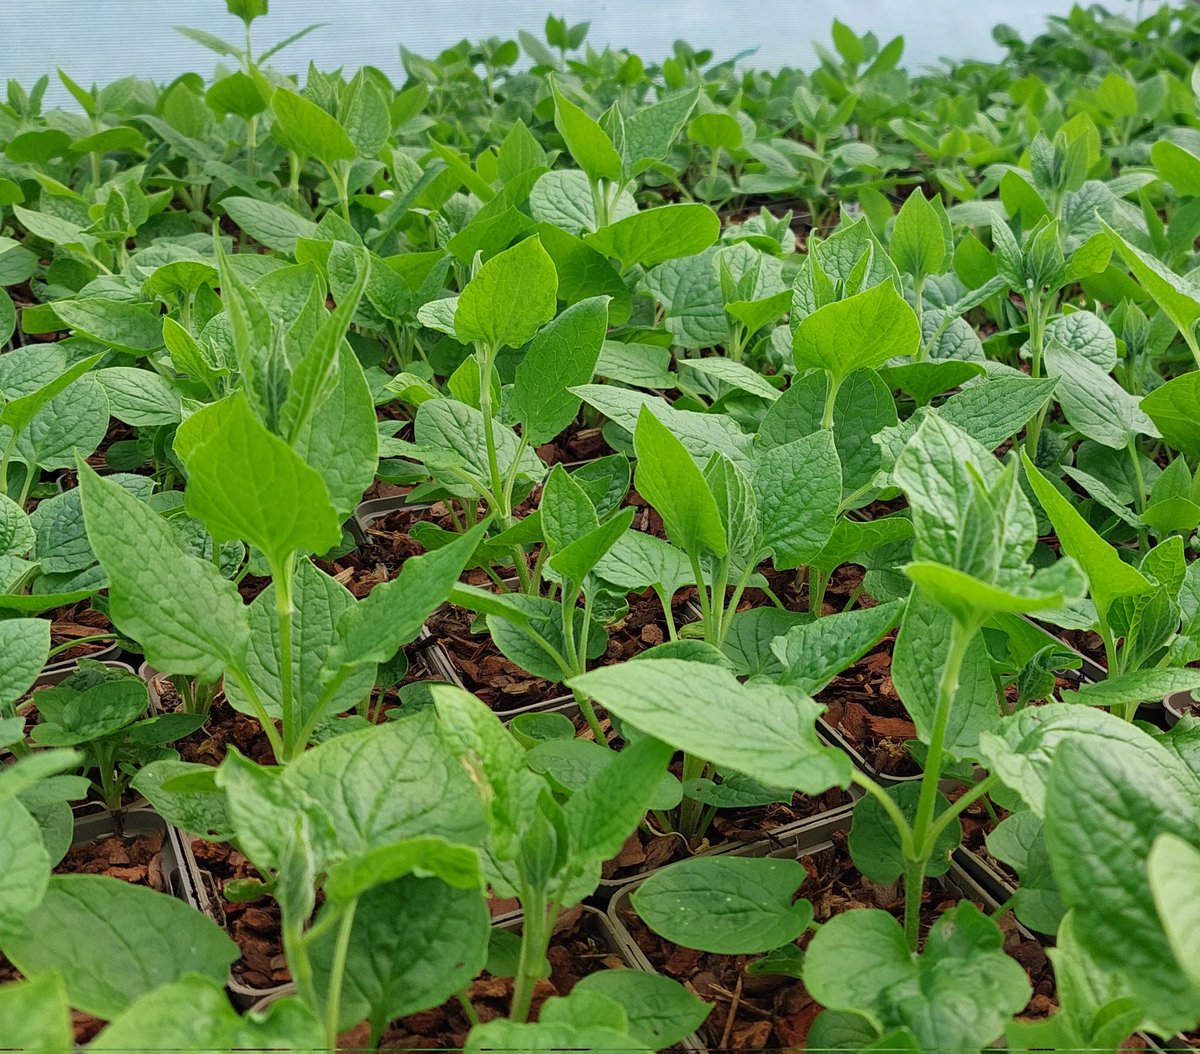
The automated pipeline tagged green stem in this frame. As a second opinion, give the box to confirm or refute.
[94,739,123,812]
[678,753,709,838]
[1022,294,1049,459]
[511,894,553,1023]
[1128,437,1150,551]
[912,273,927,361]
[903,857,928,949]
[323,903,358,1048]
[0,433,19,498]
[273,555,299,760]
[903,616,974,950]
[808,566,831,617]
[821,373,842,430]
[477,344,509,526]
[228,666,287,764]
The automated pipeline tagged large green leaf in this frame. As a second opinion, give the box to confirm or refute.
[182,394,341,568]
[510,296,608,445]
[633,406,727,558]
[454,235,558,351]
[0,875,238,1020]
[792,281,920,385]
[79,461,248,680]
[1045,734,1200,1032]
[571,658,852,792]
[270,87,355,167]
[584,204,720,270]
[632,857,812,953]
[804,904,1030,1054]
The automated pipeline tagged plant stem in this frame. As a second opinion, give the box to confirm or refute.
[1128,437,1150,551]
[821,373,842,430]
[678,753,709,838]
[903,616,974,950]
[1022,294,1049,459]
[273,555,299,761]
[323,903,358,1048]
[511,894,553,1023]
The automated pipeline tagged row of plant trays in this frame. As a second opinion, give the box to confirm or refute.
[21,488,1193,1043]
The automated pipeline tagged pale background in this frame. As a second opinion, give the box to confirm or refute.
[5,0,1149,107]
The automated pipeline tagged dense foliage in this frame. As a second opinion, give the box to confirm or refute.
[3,1,1200,1050]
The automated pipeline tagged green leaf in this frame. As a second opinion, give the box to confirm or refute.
[891,190,950,279]
[549,508,635,588]
[633,406,727,558]
[1022,452,1150,621]
[218,713,485,875]
[510,296,608,445]
[95,976,324,1051]
[270,87,355,168]
[752,430,841,569]
[332,521,487,670]
[793,281,920,386]
[132,760,232,841]
[1062,668,1200,712]
[773,601,903,693]
[687,112,743,152]
[182,394,341,568]
[1149,833,1200,993]
[53,299,164,354]
[293,347,379,519]
[0,617,49,709]
[550,77,622,184]
[584,204,720,271]
[849,783,959,882]
[454,236,558,351]
[1142,372,1200,459]
[0,797,50,940]
[279,244,369,443]
[574,971,711,1049]
[892,593,999,756]
[224,560,373,731]
[562,735,674,886]
[206,70,269,120]
[1045,734,1200,1032]
[0,973,71,1054]
[0,352,104,437]
[97,367,182,426]
[79,461,248,680]
[0,875,238,1020]
[221,195,317,253]
[571,658,852,793]
[1102,217,1200,361]
[622,85,700,177]
[311,873,489,1036]
[804,904,1030,1054]
[632,857,812,953]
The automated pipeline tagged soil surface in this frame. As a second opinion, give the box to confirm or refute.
[615,831,1055,1052]
[535,418,611,465]
[815,633,921,779]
